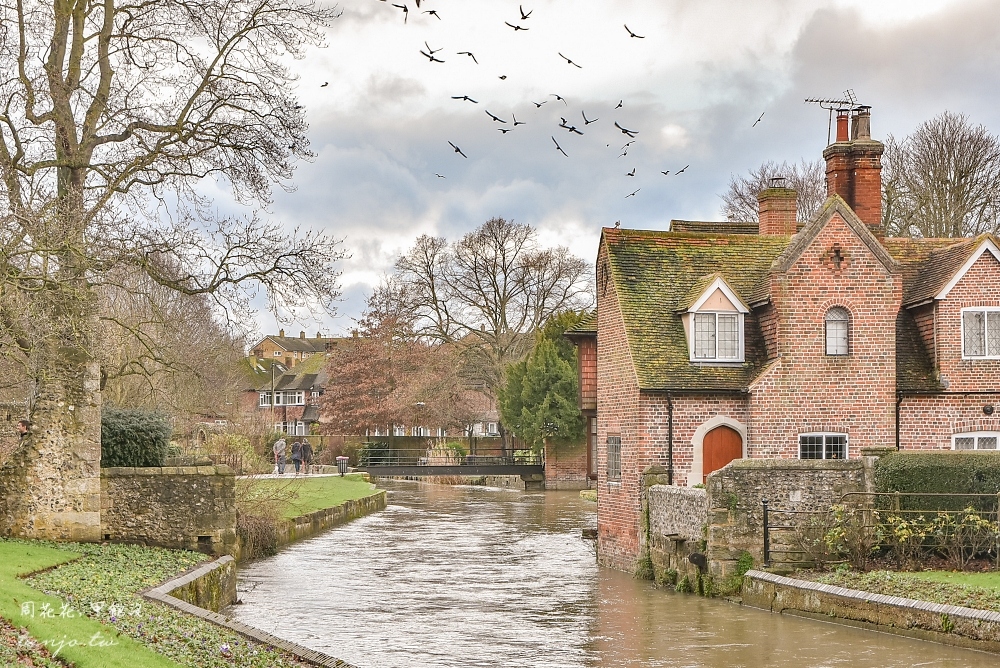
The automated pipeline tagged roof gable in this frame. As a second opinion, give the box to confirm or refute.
[684,275,749,314]
[934,237,1000,300]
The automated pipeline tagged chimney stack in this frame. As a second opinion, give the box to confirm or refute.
[352,329,358,338]
[279,328,285,338]
[299,330,306,339]
[823,106,883,237]
[315,331,322,339]
[757,177,797,235]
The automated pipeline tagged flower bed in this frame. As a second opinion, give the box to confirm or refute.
[800,569,1000,613]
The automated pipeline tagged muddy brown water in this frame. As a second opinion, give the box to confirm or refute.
[229,481,994,667]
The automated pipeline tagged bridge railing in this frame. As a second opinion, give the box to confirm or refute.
[358,442,541,468]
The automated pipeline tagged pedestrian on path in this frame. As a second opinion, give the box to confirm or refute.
[272,437,287,475]
[291,439,302,475]
[301,439,314,475]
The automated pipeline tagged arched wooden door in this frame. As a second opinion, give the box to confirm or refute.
[703,426,742,483]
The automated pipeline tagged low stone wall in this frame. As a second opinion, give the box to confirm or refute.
[743,570,1000,654]
[646,485,709,583]
[162,555,238,612]
[101,465,238,556]
[274,491,387,550]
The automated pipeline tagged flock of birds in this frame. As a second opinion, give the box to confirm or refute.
[367,1,760,201]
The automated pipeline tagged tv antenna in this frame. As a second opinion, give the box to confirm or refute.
[804,89,864,144]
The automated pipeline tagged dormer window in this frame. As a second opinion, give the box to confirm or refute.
[685,275,747,363]
[963,308,1000,359]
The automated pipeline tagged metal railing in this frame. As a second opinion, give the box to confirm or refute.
[762,492,1000,569]
[358,442,541,468]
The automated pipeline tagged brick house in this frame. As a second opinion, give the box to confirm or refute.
[575,108,1000,571]
[249,330,359,368]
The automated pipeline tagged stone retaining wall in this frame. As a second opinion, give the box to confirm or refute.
[646,485,709,583]
[275,491,387,550]
[743,570,1000,654]
[101,465,238,556]
[161,555,238,612]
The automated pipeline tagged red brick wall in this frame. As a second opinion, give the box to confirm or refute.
[749,212,900,456]
[933,251,1000,391]
[900,393,1000,449]
[577,337,597,412]
[544,440,591,490]
[596,241,643,572]
[911,302,936,368]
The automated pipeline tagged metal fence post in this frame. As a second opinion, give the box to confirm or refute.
[762,499,770,568]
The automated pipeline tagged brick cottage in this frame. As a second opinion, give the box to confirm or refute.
[572,108,1000,571]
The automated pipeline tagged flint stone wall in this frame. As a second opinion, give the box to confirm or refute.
[646,484,710,583]
[101,465,237,556]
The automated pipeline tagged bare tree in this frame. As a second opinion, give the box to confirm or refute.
[0,0,344,539]
[393,218,593,400]
[883,111,1000,238]
[720,159,826,223]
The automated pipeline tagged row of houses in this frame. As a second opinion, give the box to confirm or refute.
[569,107,1000,571]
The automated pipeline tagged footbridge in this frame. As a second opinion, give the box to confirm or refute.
[355,443,544,487]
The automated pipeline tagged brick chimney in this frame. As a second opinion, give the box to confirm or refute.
[823,106,883,236]
[757,177,797,235]
[279,328,285,338]
[299,330,306,339]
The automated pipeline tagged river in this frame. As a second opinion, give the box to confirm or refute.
[230,481,994,667]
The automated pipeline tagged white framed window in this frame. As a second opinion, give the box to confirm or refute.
[953,432,999,450]
[273,350,281,357]
[825,307,850,356]
[295,421,306,436]
[393,425,406,436]
[692,312,743,362]
[486,422,498,436]
[962,308,1000,359]
[259,392,271,407]
[289,391,304,405]
[311,390,321,398]
[606,436,622,481]
[799,433,848,460]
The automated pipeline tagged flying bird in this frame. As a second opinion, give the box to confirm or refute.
[391,3,408,23]
[615,100,623,109]
[550,93,568,105]
[660,170,671,176]
[624,24,645,38]
[551,136,568,157]
[435,173,446,178]
[558,52,582,68]
[512,114,525,126]
[532,100,547,108]
[505,21,528,31]
[498,75,507,80]
[752,111,765,127]
[498,128,512,134]
[448,141,468,158]
[485,109,507,123]
[626,188,640,198]
[676,164,690,174]
[457,51,478,64]
[621,140,636,149]
[519,4,532,19]
[615,121,638,138]
[626,168,635,177]
[320,81,328,87]
[419,49,444,63]
[582,110,598,125]
[423,9,440,19]
[424,41,441,54]
[451,95,478,103]
[565,124,583,135]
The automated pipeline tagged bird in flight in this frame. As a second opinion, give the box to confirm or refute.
[626,188,640,198]
[435,173,446,178]
[505,21,528,31]
[448,141,467,158]
[624,24,645,38]
[615,121,638,138]
[558,52,582,68]
[320,81,328,87]
[676,164,690,174]
[457,51,478,64]
[660,170,671,176]
[551,136,568,157]
[391,3,408,23]
[550,93,568,105]
[498,128,512,134]
[485,109,507,123]
[752,111,765,127]
[615,100,623,109]
[451,95,478,103]
[498,75,507,80]
[519,5,532,20]
[532,100,547,108]
[626,168,635,177]
[423,9,440,19]
[424,41,441,54]
[512,114,525,126]
[621,140,636,149]
[420,48,444,63]
[582,110,598,125]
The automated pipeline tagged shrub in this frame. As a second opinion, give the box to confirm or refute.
[824,504,883,570]
[100,407,171,467]
[874,452,1000,512]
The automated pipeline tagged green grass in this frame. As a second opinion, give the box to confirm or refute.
[901,570,1000,590]
[0,541,181,667]
[808,569,1000,612]
[257,473,381,519]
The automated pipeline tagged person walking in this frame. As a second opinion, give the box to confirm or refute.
[300,439,314,475]
[290,439,302,475]
[272,437,287,475]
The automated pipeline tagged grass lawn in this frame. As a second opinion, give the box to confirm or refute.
[902,570,1000,590]
[807,569,1000,612]
[256,473,381,519]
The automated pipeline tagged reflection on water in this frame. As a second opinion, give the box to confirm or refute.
[230,481,993,667]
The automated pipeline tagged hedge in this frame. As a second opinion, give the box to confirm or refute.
[100,407,171,468]
[873,451,1000,512]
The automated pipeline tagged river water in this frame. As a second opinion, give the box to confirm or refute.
[230,481,994,667]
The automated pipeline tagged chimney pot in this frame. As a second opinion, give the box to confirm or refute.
[279,329,285,338]
[835,109,850,143]
[823,106,883,236]
[316,331,322,339]
[300,330,306,339]
[853,106,871,140]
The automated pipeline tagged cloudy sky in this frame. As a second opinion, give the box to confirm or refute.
[219,0,1000,336]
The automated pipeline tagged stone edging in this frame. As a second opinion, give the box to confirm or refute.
[744,569,1000,653]
[144,556,356,668]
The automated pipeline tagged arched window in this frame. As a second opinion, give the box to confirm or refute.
[825,307,850,356]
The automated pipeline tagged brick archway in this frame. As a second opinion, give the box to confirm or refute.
[689,416,747,487]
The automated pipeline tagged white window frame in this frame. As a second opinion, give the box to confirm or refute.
[273,350,281,357]
[259,392,271,407]
[486,422,498,436]
[290,391,304,405]
[961,307,1000,359]
[798,433,848,460]
[691,312,744,362]
[825,307,850,356]
[952,432,1000,450]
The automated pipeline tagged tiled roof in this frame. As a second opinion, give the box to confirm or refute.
[883,235,989,306]
[896,308,941,392]
[262,336,328,353]
[670,220,760,235]
[603,227,791,391]
[564,311,597,338]
[255,353,328,392]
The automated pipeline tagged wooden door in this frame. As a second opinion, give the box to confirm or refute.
[703,426,742,483]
